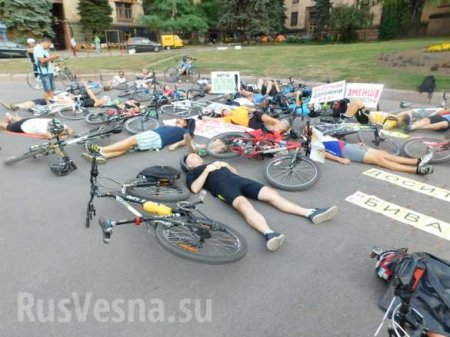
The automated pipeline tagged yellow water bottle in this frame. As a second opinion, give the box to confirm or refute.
[143,201,173,216]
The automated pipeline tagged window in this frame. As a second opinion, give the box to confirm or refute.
[292,0,299,3]
[290,12,298,26]
[116,2,132,22]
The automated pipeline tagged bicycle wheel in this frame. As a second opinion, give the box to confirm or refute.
[124,116,159,134]
[185,66,200,83]
[4,146,49,165]
[155,218,247,264]
[164,67,178,83]
[125,179,190,202]
[85,109,115,125]
[114,82,128,90]
[401,137,450,164]
[160,103,191,117]
[131,89,153,102]
[206,132,250,159]
[263,154,321,191]
[58,107,89,120]
[357,129,400,155]
[26,72,42,90]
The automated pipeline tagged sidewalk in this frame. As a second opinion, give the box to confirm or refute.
[0,71,445,107]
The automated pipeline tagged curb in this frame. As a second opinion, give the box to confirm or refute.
[0,71,445,106]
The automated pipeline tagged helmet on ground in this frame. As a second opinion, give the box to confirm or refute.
[49,159,76,176]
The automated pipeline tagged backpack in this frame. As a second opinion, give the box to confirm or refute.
[137,165,180,186]
[418,75,436,95]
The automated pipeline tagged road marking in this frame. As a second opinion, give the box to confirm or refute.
[346,191,450,241]
[363,168,450,202]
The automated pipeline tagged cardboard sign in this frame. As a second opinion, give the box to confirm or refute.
[345,83,384,109]
[211,72,240,94]
[310,80,346,104]
[346,191,450,241]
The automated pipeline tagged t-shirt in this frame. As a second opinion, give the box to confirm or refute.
[154,126,189,148]
[322,137,345,157]
[186,165,238,196]
[222,106,251,127]
[33,44,53,75]
[443,114,450,122]
[20,118,65,136]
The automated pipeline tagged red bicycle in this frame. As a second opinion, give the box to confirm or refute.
[205,123,321,191]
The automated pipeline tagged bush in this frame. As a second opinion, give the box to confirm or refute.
[285,34,313,44]
[330,4,372,43]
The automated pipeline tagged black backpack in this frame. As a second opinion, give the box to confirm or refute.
[137,165,180,186]
[418,75,436,101]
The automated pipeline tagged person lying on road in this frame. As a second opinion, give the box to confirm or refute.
[0,114,74,139]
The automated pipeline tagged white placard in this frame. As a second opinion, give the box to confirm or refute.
[211,71,240,94]
[345,83,384,109]
[310,81,346,104]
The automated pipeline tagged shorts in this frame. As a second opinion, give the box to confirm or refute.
[429,115,450,131]
[39,73,55,92]
[216,177,265,205]
[342,144,368,163]
[81,99,95,108]
[6,118,31,133]
[248,110,265,130]
[135,130,162,151]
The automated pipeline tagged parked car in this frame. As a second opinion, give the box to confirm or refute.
[0,40,27,58]
[127,37,161,53]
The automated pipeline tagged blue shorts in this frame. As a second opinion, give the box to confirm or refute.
[136,130,162,151]
[342,144,368,163]
[39,73,55,92]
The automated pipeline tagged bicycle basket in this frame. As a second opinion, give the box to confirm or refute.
[137,165,180,185]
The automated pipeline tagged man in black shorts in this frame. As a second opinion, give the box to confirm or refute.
[183,153,338,252]
[403,109,450,133]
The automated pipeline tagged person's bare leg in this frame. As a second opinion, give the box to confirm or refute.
[257,187,311,217]
[412,120,448,131]
[257,78,264,91]
[344,99,365,117]
[240,89,253,98]
[100,136,137,154]
[261,114,280,127]
[363,152,417,173]
[102,149,129,159]
[0,121,7,130]
[371,149,419,165]
[232,196,272,234]
[84,84,104,107]
[265,81,273,95]
[410,117,431,130]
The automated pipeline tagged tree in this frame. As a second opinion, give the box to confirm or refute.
[311,0,332,40]
[219,0,286,40]
[0,0,53,38]
[77,0,112,36]
[330,3,373,42]
[140,0,209,37]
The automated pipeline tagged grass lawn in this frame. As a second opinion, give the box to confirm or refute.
[1,38,449,90]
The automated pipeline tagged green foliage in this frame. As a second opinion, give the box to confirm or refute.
[140,0,208,34]
[77,0,113,35]
[0,0,53,38]
[219,0,286,37]
[312,0,332,40]
[330,3,372,42]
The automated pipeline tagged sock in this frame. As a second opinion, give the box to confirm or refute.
[263,230,274,236]
[416,158,421,166]
[305,209,315,217]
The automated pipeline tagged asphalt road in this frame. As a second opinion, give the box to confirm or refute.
[0,83,449,337]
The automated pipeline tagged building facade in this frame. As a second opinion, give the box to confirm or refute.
[52,0,145,49]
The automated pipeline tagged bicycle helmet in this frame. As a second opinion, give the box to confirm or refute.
[47,119,65,135]
[375,250,405,281]
[49,158,77,176]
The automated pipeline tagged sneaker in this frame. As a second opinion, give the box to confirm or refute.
[265,232,285,251]
[417,165,434,176]
[81,152,107,164]
[418,152,434,168]
[308,206,338,224]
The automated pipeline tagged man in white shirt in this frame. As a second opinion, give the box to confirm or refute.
[0,115,73,139]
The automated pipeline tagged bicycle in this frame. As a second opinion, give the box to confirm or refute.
[401,137,450,164]
[205,121,321,191]
[4,122,122,171]
[85,153,248,264]
[27,57,76,90]
[22,94,90,121]
[164,57,200,83]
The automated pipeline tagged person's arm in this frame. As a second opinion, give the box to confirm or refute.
[325,151,351,165]
[168,134,192,151]
[295,91,302,107]
[189,164,218,193]
[217,161,238,174]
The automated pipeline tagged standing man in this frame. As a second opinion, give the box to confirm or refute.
[33,38,59,103]
[70,36,77,56]
[94,35,101,53]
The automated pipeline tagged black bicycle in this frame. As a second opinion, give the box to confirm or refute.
[85,153,248,264]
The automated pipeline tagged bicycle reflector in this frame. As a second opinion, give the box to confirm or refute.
[134,217,142,226]
[411,266,426,291]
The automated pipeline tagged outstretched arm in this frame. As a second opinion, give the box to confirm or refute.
[325,151,351,165]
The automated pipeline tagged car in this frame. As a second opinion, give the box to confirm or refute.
[127,37,161,53]
[0,40,27,58]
